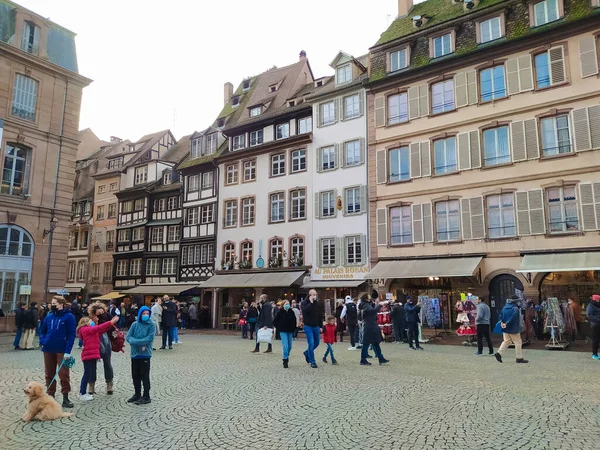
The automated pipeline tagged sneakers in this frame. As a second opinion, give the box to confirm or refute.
[474,352,483,356]
[516,358,529,364]
[365,354,373,359]
[310,363,318,369]
[127,395,141,403]
[592,355,600,360]
[322,357,328,364]
[360,360,372,366]
[303,350,310,364]
[134,397,151,405]
[379,358,390,365]
[80,393,93,401]
[332,359,338,365]
[348,346,357,351]
[494,353,503,363]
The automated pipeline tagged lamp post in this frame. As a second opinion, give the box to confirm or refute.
[42,216,59,243]
[42,215,59,301]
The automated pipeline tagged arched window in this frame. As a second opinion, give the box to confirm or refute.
[269,237,284,268]
[0,225,34,311]
[223,242,235,263]
[289,235,304,266]
[240,240,253,264]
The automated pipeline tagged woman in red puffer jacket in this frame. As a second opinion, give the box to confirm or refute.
[77,315,119,401]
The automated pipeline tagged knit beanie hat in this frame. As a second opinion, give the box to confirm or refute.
[371,290,379,299]
[508,295,521,303]
[592,294,600,301]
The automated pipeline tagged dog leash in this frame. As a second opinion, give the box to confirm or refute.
[46,356,75,393]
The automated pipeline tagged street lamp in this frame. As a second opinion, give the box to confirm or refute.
[43,217,59,242]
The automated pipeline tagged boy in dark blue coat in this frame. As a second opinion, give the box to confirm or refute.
[494,296,528,364]
[126,306,155,405]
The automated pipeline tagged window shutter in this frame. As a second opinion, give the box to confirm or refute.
[466,70,478,105]
[360,234,367,264]
[337,237,344,266]
[454,72,468,108]
[338,143,345,168]
[549,46,566,85]
[359,137,366,164]
[408,86,420,120]
[315,104,321,128]
[470,197,485,239]
[359,92,365,116]
[572,107,592,152]
[579,36,599,78]
[579,183,600,231]
[376,150,387,184]
[418,85,429,117]
[376,208,388,246]
[588,105,600,149]
[374,94,386,127]
[524,119,540,160]
[422,203,433,242]
[510,121,526,162]
[517,55,534,92]
[412,204,424,243]
[32,26,40,55]
[457,132,471,170]
[339,96,345,121]
[420,141,431,177]
[23,150,32,195]
[359,185,368,214]
[528,189,545,235]
[315,239,322,266]
[506,58,520,95]
[469,131,481,169]
[334,143,340,169]
[333,98,339,123]
[333,188,339,218]
[515,191,531,235]
[461,198,472,240]
[410,143,421,178]
[314,192,321,219]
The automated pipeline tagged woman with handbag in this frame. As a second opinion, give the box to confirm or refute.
[247,302,258,340]
[273,300,297,368]
[239,302,249,339]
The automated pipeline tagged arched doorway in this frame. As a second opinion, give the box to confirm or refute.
[488,274,524,325]
[0,225,34,311]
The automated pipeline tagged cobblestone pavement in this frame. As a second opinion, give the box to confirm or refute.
[1,333,599,450]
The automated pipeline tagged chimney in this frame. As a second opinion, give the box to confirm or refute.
[110,136,122,143]
[398,0,414,18]
[299,50,307,61]
[224,82,233,106]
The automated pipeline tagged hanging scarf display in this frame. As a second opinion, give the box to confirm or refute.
[560,302,577,340]
[543,297,565,334]
[419,297,441,328]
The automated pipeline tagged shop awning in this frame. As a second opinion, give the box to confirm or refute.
[63,283,86,292]
[91,292,125,301]
[146,219,181,226]
[301,280,366,289]
[120,283,202,295]
[116,221,147,230]
[517,252,600,273]
[202,271,305,289]
[366,257,483,279]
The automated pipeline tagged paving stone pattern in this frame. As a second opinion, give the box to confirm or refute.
[0,334,599,450]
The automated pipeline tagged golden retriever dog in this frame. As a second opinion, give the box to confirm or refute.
[22,382,73,422]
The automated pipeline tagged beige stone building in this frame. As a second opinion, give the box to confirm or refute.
[367,0,600,326]
[0,1,91,310]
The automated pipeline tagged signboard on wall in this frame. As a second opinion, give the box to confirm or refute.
[311,266,369,281]
[19,285,31,295]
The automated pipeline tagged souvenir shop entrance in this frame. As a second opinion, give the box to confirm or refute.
[489,274,524,326]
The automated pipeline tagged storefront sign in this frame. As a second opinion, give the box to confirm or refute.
[311,266,369,280]
[386,292,393,300]
[19,285,31,295]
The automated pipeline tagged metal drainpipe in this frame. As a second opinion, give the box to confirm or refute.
[43,78,69,300]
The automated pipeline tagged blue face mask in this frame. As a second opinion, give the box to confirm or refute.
[284,304,291,310]
[89,321,95,327]
[141,315,150,322]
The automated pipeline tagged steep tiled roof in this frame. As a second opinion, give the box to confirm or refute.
[160,134,192,164]
[374,0,507,47]
[150,181,182,194]
[177,140,227,170]
[124,130,174,168]
[306,74,367,100]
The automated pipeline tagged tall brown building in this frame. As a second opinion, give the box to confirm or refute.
[0,1,91,311]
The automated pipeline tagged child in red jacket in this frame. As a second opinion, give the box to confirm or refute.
[322,315,338,365]
[77,315,119,401]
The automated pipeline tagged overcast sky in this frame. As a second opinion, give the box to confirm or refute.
[17,0,402,142]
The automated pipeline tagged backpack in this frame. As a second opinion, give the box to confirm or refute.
[109,326,125,353]
[346,303,358,321]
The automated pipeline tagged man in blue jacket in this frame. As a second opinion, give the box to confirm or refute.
[405,296,423,350]
[39,296,76,408]
[126,306,155,405]
[494,296,528,364]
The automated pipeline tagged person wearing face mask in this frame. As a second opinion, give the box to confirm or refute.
[251,294,274,353]
[126,306,155,405]
[301,289,321,368]
[88,302,116,395]
[273,300,297,368]
[76,314,119,401]
[39,296,77,408]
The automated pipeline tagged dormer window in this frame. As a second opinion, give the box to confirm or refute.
[233,135,246,150]
[232,96,240,107]
[243,80,251,90]
[107,157,124,169]
[191,138,202,159]
[389,48,409,72]
[269,84,278,93]
[163,172,172,185]
[288,100,296,107]
[336,64,352,85]
[217,118,225,128]
[250,106,262,117]
[21,21,40,55]
[205,133,217,155]
[315,80,324,87]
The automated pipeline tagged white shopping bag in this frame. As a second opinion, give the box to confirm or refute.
[256,327,273,344]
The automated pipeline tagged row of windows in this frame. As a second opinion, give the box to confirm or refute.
[153,196,181,212]
[181,244,216,266]
[97,182,119,194]
[188,172,214,192]
[224,149,306,185]
[379,183,600,247]
[134,166,148,185]
[315,186,368,219]
[121,198,146,214]
[222,236,305,267]
[118,227,145,243]
[191,133,217,159]
[150,226,181,244]
[316,235,366,267]
[231,117,312,151]
[223,189,307,228]
[317,92,364,127]
[316,139,365,172]
[88,262,113,283]
[96,203,118,220]
[378,105,600,184]
[378,44,569,128]
[185,204,215,226]
[115,258,178,277]
[67,260,88,282]
[68,229,89,251]
[72,201,92,217]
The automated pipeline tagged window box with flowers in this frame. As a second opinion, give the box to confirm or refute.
[289,254,303,267]
[269,251,286,268]
[221,256,237,270]
[239,258,253,269]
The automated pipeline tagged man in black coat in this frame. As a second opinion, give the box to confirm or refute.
[404,296,423,350]
[20,302,38,350]
[251,294,273,353]
[13,302,26,350]
[391,299,406,343]
[160,296,177,350]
